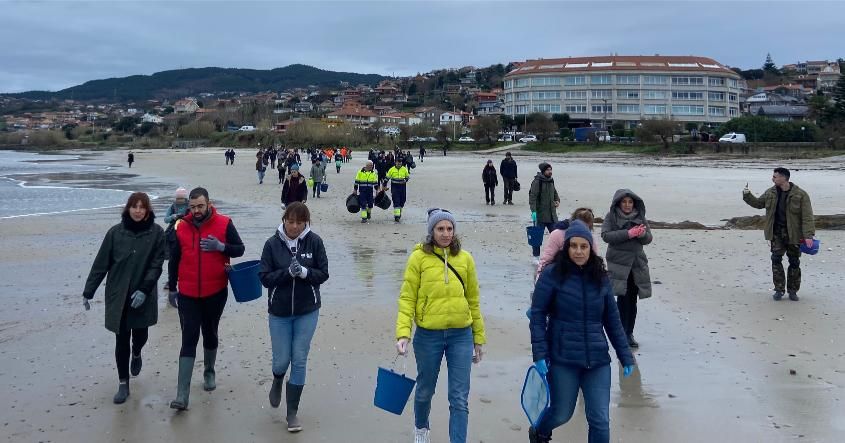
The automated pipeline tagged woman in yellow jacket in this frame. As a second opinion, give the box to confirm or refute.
[395,208,486,443]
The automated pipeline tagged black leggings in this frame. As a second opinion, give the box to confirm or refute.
[115,299,149,380]
[177,289,228,358]
[616,272,639,335]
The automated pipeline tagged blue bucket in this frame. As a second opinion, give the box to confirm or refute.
[526,225,545,248]
[228,260,262,303]
[320,182,329,192]
[374,367,416,415]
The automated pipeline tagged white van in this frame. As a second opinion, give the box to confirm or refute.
[718,132,747,143]
[239,125,256,132]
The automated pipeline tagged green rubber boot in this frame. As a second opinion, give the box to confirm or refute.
[203,348,217,392]
[169,356,194,410]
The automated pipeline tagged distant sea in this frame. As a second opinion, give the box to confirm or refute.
[0,151,133,219]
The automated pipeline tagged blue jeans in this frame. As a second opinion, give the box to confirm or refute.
[537,362,611,443]
[268,309,319,385]
[413,326,473,443]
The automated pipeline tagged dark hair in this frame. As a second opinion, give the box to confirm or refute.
[422,235,462,256]
[283,202,310,223]
[773,167,790,179]
[189,187,209,201]
[571,207,595,230]
[122,192,154,219]
[554,238,607,283]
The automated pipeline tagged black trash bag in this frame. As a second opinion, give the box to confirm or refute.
[346,193,361,213]
[374,190,392,210]
[513,179,521,192]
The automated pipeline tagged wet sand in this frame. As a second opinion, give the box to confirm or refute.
[1,148,844,442]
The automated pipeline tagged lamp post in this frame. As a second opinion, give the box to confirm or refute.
[602,98,608,131]
[801,126,805,142]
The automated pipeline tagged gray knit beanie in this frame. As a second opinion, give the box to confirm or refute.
[426,208,456,237]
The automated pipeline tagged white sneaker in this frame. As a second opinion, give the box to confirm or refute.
[413,427,430,443]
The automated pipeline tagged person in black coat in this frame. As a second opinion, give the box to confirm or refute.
[499,152,518,205]
[482,159,498,205]
[528,220,635,443]
[258,202,329,433]
[281,164,308,207]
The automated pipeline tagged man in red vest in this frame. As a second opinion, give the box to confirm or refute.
[167,187,245,410]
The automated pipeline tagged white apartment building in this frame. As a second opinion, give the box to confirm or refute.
[503,55,743,128]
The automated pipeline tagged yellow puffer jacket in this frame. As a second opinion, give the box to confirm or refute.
[395,244,486,344]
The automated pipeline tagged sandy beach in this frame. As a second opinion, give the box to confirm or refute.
[1,147,844,443]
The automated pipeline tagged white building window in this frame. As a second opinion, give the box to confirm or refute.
[729,107,739,116]
[516,92,529,100]
[708,106,726,116]
[531,76,560,86]
[672,91,705,100]
[592,105,612,113]
[618,104,640,113]
[617,90,639,99]
[515,78,529,87]
[505,106,513,114]
[728,78,739,88]
[642,75,668,85]
[728,93,738,102]
[708,92,725,101]
[708,77,725,87]
[563,90,587,99]
[532,91,561,100]
[644,104,667,114]
[515,105,528,114]
[617,75,640,85]
[504,92,514,102]
[504,80,513,89]
[565,105,588,113]
[671,76,704,85]
[642,90,667,100]
[564,75,586,85]
[591,89,612,99]
[591,75,612,85]
[533,104,561,113]
[671,105,704,115]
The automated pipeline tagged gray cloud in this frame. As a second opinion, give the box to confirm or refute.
[1,0,843,93]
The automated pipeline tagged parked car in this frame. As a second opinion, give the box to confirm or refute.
[718,132,747,143]
[238,125,256,132]
[519,135,538,143]
[458,136,475,142]
[423,136,437,142]
[498,134,514,142]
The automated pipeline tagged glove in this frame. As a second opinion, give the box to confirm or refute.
[396,337,409,355]
[200,235,225,252]
[623,365,635,377]
[627,227,640,239]
[289,260,302,277]
[130,290,146,309]
[534,359,548,376]
[83,297,91,311]
[531,212,537,223]
[637,225,648,238]
[804,238,814,248]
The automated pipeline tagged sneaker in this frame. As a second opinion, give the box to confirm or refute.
[508,201,514,205]
[788,291,799,301]
[361,218,368,223]
[627,334,640,348]
[413,427,430,443]
[772,291,785,301]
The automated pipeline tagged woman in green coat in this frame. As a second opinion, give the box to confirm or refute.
[82,192,166,404]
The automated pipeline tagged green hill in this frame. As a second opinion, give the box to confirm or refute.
[8,64,387,102]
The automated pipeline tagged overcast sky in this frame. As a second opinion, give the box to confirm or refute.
[2,0,844,93]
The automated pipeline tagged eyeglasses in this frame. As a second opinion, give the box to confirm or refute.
[427,208,451,216]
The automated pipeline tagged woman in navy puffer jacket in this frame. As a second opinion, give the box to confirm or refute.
[528,220,635,443]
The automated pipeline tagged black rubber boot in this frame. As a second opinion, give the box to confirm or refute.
[529,426,552,442]
[130,354,142,377]
[113,380,130,404]
[627,334,640,348]
[169,356,194,410]
[203,348,217,392]
[286,382,304,432]
[269,374,285,408]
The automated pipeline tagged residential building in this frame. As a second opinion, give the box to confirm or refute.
[817,64,842,92]
[326,104,378,127]
[503,55,743,128]
[174,98,199,114]
[749,105,808,122]
[142,113,163,124]
[414,106,442,126]
[294,102,314,113]
[380,113,421,126]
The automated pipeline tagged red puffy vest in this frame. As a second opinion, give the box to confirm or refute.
[175,206,231,298]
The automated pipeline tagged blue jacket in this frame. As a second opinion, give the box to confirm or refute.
[530,264,634,368]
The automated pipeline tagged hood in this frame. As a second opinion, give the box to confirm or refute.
[278,224,312,251]
[610,188,646,217]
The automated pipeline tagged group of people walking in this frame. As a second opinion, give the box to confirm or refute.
[84,145,816,443]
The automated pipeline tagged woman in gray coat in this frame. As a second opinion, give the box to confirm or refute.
[82,192,166,404]
[601,189,652,348]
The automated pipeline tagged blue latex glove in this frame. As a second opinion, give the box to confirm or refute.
[534,359,548,376]
[130,290,146,309]
[531,211,537,223]
[623,365,635,377]
[200,235,225,252]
